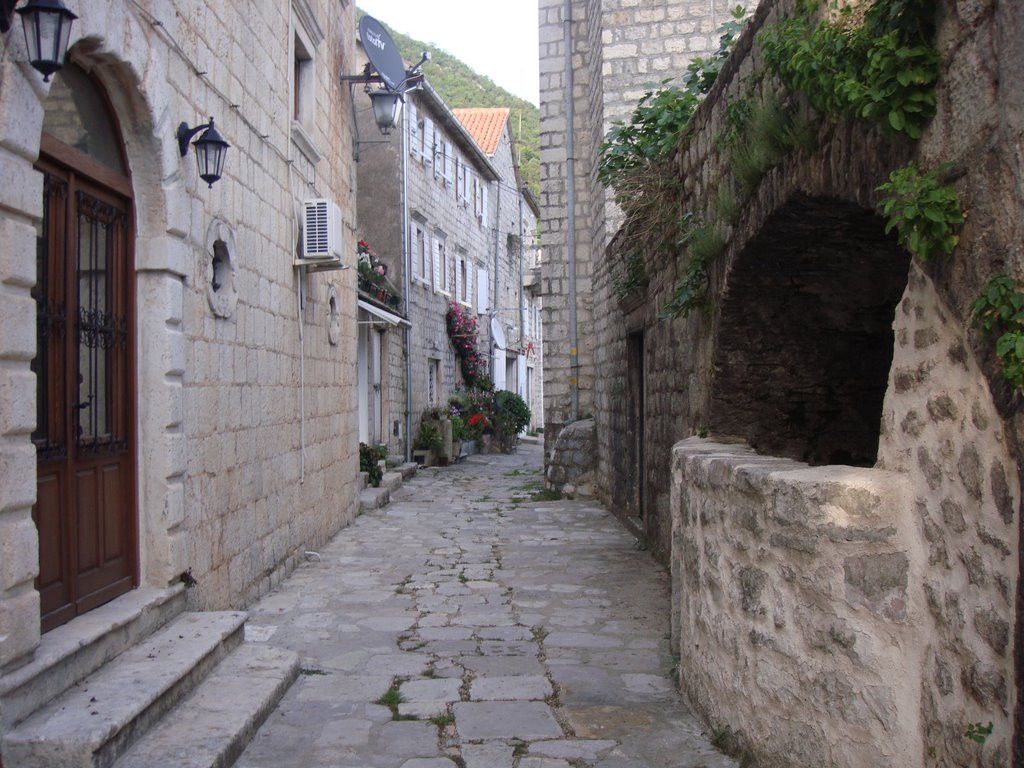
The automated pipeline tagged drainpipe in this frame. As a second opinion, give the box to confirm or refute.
[563,0,579,423]
[493,178,502,386]
[402,99,413,463]
[518,189,526,363]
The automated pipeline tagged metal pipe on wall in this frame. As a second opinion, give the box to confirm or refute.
[401,97,413,463]
[563,0,579,422]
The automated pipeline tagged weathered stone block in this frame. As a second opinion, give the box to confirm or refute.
[843,552,908,622]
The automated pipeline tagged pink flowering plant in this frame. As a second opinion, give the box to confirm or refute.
[446,301,491,390]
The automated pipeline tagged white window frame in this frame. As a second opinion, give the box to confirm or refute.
[476,265,489,314]
[290,0,324,164]
[443,141,454,188]
[421,118,434,171]
[411,218,430,286]
[433,233,450,296]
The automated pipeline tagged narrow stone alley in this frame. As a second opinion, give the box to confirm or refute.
[233,444,737,768]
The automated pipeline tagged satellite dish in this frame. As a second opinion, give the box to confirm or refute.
[359,15,406,92]
[490,316,506,350]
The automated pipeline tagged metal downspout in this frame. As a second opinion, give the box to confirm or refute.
[518,190,526,364]
[493,179,502,384]
[402,100,413,462]
[563,0,579,423]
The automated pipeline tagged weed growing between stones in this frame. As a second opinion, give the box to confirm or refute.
[375,679,405,717]
[429,712,455,729]
[530,488,563,502]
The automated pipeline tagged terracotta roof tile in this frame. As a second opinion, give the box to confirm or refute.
[452,108,510,156]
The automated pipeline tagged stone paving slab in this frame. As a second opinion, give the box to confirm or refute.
[236,445,738,768]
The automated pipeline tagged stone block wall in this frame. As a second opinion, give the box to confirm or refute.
[538,0,601,448]
[540,0,728,547]
[672,439,920,767]
[877,264,1019,767]
[0,0,361,665]
[643,0,1024,764]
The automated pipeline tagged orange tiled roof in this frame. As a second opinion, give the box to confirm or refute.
[452,108,510,157]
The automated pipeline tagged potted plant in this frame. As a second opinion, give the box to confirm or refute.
[412,421,444,465]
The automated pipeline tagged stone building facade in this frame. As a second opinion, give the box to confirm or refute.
[537,0,730,465]
[355,82,500,458]
[0,0,361,741]
[454,108,543,424]
[356,73,543,458]
[542,0,1023,764]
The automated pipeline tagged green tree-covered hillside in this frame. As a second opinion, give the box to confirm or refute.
[357,10,540,195]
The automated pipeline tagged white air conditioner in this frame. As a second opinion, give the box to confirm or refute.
[296,198,344,269]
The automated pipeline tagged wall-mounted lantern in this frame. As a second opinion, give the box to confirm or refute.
[368,88,404,136]
[341,15,428,157]
[177,117,229,188]
[6,0,78,82]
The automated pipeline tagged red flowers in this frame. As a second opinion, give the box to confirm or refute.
[446,301,490,389]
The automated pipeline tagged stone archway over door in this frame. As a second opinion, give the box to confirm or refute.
[32,64,137,633]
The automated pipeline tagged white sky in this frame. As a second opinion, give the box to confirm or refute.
[356,1,541,106]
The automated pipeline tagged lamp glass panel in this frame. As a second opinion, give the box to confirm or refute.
[37,11,60,62]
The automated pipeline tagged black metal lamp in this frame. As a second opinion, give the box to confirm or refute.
[177,117,229,188]
[16,0,77,82]
[368,88,403,136]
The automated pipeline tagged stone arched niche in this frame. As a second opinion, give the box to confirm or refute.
[709,195,912,466]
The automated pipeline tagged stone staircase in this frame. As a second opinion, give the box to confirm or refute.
[0,586,298,768]
[358,461,418,513]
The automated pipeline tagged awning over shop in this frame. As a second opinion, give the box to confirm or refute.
[358,298,411,327]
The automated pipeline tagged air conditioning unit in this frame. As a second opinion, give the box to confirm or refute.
[296,198,344,269]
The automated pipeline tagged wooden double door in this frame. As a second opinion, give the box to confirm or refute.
[32,137,137,633]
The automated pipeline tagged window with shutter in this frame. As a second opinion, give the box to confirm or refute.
[476,266,489,314]
[433,132,442,179]
[432,236,449,295]
[444,142,454,188]
[408,101,419,158]
[480,185,489,227]
[422,118,434,170]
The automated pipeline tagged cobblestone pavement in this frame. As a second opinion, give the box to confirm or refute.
[236,443,737,768]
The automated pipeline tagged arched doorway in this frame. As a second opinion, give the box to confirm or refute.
[32,63,137,633]
[709,195,911,467]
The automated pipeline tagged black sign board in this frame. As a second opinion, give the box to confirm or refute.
[359,15,406,92]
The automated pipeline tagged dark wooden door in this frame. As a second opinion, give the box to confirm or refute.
[33,140,137,633]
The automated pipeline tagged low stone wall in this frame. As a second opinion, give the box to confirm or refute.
[671,439,921,767]
[545,418,596,497]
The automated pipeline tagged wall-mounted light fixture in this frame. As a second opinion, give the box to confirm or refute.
[367,88,404,137]
[342,15,428,158]
[177,117,229,187]
[1,0,78,82]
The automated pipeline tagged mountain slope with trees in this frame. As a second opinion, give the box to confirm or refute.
[358,10,540,195]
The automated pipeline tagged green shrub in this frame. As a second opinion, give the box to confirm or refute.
[360,443,387,487]
[493,390,532,438]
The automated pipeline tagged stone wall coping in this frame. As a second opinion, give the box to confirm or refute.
[674,437,912,529]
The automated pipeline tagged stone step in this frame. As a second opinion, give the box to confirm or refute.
[396,461,419,479]
[380,470,404,492]
[0,586,187,732]
[359,485,391,513]
[4,611,246,768]
[111,643,299,768]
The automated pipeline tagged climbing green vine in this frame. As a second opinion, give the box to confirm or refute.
[759,0,939,139]
[877,162,963,261]
[598,6,748,200]
[971,276,1024,392]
